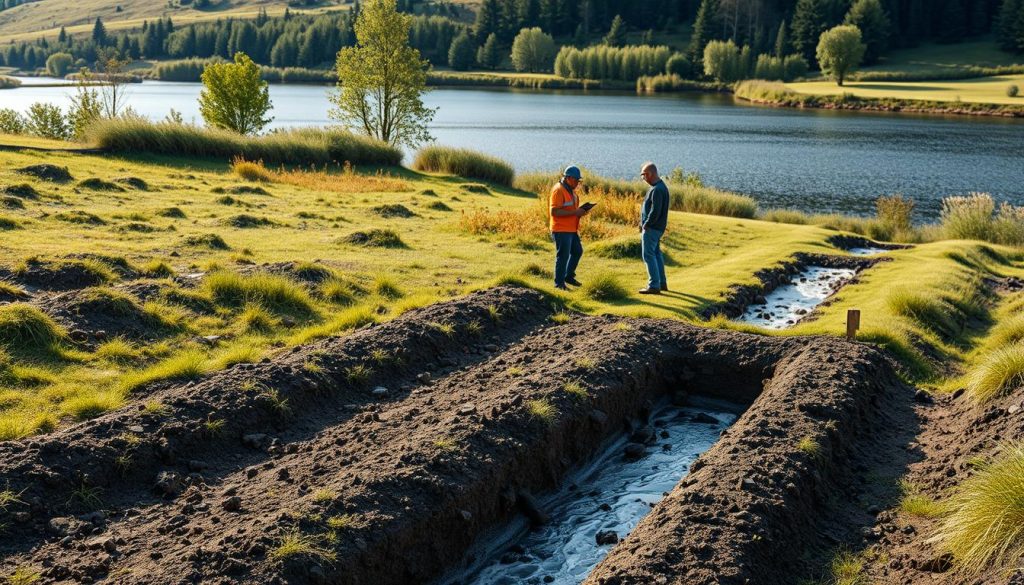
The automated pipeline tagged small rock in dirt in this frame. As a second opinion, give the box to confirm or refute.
[242,434,268,450]
[127,425,144,434]
[155,471,185,497]
[599,503,612,512]
[457,404,477,416]
[416,372,431,383]
[737,477,757,491]
[913,390,934,404]
[460,510,472,521]
[371,387,389,398]
[595,531,619,545]
[624,443,647,461]
[221,497,242,512]
[87,537,117,553]
[1009,403,1021,415]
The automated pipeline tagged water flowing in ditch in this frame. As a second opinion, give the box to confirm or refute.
[444,402,738,585]
[736,266,857,330]
[848,247,890,256]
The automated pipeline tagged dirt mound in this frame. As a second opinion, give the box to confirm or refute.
[341,229,407,248]
[0,286,913,585]
[114,177,150,190]
[1,196,26,209]
[36,287,171,345]
[372,203,418,218]
[1,183,40,199]
[224,214,277,228]
[77,178,125,192]
[16,164,73,183]
[13,258,114,291]
[240,262,338,285]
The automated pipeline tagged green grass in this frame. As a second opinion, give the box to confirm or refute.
[88,118,402,166]
[562,379,589,399]
[204,271,316,317]
[4,567,41,585]
[413,146,515,187]
[786,73,1024,106]
[0,140,1023,441]
[270,530,336,563]
[0,304,66,353]
[899,480,945,518]
[580,272,629,302]
[829,549,869,585]
[527,399,557,425]
[933,443,1024,576]
[797,436,822,459]
[852,41,1024,81]
[120,349,208,394]
[965,344,1024,403]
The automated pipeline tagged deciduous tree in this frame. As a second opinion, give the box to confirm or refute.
[510,27,556,72]
[199,52,273,135]
[816,24,866,86]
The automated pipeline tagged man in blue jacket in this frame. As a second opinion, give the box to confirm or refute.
[638,162,669,295]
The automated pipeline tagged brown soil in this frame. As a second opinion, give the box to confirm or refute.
[36,287,173,346]
[0,285,925,585]
[856,389,1024,585]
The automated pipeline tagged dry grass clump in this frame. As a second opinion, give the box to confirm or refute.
[932,443,1024,576]
[231,157,411,193]
[966,343,1024,403]
[941,193,1024,246]
[413,146,515,187]
[459,207,547,239]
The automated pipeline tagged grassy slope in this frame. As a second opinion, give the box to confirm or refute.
[0,0,347,42]
[786,73,1024,105]
[786,41,1024,105]
[0,139,1022,440]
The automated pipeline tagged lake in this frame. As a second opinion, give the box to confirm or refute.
[4,77,1023,219]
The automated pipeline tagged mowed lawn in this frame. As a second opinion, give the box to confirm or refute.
[787,73,1024,105]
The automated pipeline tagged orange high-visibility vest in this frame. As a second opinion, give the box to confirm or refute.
[549,182,579,233]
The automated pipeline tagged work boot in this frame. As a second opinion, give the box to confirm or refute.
[661,285,669,292]
[555,284,569,291]
[637,287,661,295]
[565,277,582,287]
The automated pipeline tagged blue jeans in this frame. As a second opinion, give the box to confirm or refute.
[552,232,583,286]
[642,228,666,289]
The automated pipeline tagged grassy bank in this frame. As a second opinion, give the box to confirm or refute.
[736,79,1024,118]
[0,135,1022,443]
[88,118,402,166]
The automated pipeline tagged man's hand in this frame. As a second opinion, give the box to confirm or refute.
[577,208,592,217]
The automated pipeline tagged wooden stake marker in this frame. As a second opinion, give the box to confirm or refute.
[847,309,861,340]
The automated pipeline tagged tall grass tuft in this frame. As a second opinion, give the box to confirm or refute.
[580,272,629,302]
[941,193,1024,246]
[204,271,316,317]
[232,157,411,193]
[886,289,957,339]
[932,443,1024,576]
[88,119,402,166]
[966,344,1024,403]
[413,146,515,187]
[0,304,67,352]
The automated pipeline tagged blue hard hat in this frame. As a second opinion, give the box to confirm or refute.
[563,166,582,180]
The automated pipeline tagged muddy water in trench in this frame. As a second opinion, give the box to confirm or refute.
[444,402,738,585]
[737,266,857,330]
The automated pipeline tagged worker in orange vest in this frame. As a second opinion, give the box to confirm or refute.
[550,166,592,291]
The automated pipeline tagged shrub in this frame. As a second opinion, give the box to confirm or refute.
[966,344,1024,403]
[46,52,74,78]
[24,102,71,141]
[580,272,629,301]
[199,52,272,135]
[0,215,20,230]
[590,238,642,259]
[413,145,515,186]
[703,40,746,83]
[0,304,67,352]
[230,157,274,182]
[933,443,1024,576]
[876,194,914,232]
[1009,85,1020,98]
[0,108,26,135]
[0,76,23,89]
[761,208,810,224]
[555,44,673,81]
[88,119,402,166]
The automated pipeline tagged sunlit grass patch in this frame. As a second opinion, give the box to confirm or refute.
[933,443,1024,576]
[527,399,557,425]
[580,273,629,302]
[899,480,945,518]
[288,306,376,345]
[413,145,515,187]
[270,530,336,563]
[204,271,316,317]
[562,379,589,399]
[212,338,265,369]
[829,548,869,585]
[0,303,67,353]
[120,349,209,394]
[966,344,1024,403]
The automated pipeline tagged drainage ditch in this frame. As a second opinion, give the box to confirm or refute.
[444,401,739,585]
[736,266,856,329]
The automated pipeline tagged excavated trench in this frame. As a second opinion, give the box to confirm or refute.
[0,286,914,585]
